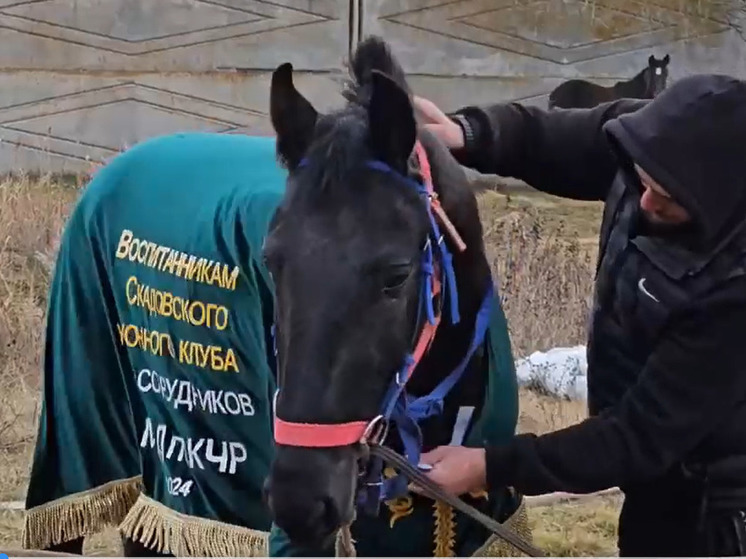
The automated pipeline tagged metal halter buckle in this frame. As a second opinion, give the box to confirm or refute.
[360,415,389,446]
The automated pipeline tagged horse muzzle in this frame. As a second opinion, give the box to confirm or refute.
[265,444,359,549]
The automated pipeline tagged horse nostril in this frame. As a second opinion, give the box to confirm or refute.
[296,497,341,542]
[321,496,341,530]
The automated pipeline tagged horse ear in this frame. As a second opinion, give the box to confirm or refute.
[663,54,670,65]
[270,62,318,169]
[368,70,416,173]
[648,55,655,65]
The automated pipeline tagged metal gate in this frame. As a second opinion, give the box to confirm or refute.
[0,0,742,175]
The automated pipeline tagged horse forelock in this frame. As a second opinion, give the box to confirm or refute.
[342,36,411,107]
[288,36,424,208]
[287,106,371,204]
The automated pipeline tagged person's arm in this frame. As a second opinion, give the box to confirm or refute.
[484,298,746,495]
[449,99,648,201]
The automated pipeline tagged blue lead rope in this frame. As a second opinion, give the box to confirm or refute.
[357,285,494,511]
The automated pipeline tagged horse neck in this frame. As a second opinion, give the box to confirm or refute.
[614,68,648,97]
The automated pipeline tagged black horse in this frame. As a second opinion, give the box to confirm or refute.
[548,54,670,109]
[263,37,519,552]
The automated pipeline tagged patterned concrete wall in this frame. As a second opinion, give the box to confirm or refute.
[0,0,743,174]
[361,0,745,110]
[0,0,352,174]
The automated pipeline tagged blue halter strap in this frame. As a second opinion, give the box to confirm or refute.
[354,153,494,513]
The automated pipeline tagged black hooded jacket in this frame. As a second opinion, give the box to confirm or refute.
[450,74,746,505]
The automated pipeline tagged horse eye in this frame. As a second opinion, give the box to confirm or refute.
[262,235,283,271]
[382,263,413,297]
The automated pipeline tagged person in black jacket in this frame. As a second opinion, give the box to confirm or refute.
[414,74,746,556]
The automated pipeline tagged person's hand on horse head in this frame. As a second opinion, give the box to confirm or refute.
[413,96,465,150]
[410,445,487,497]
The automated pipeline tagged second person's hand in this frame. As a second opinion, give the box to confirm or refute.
[413,95,465,150]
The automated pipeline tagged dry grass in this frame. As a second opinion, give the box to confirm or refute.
[479,190,599,356]
[0,175,616,555]
[0,176,78,503]
[528,493,621,557]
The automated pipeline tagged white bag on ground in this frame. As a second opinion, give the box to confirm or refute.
[514,345,588,401]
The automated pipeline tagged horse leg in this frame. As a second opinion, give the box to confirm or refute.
[121,535,174,557]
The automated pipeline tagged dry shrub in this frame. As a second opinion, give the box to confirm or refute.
[483,203,596,357]
[0,174,79,499]
[478,192,601,433]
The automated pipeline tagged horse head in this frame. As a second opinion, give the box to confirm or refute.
[645,54,670,97]
[262,36,494,548]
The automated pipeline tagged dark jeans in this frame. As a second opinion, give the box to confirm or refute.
[619,488,746,556]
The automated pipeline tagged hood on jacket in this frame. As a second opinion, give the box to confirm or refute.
[603,74,746,252]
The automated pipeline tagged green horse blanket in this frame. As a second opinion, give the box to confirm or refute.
[269,296,527,557]
[23,133,286,555]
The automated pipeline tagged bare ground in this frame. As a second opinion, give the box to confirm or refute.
[0,176,616,556]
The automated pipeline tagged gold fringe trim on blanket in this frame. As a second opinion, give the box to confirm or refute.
[22,475,142,551]
[470,497,534,557]
[432,500,456,557]
[119,494,268,557]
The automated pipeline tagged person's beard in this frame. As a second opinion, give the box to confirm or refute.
[637,210,696,242]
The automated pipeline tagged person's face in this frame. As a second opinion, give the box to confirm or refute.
[635,163,691,226]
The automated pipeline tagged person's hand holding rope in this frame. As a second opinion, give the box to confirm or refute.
[411,446,488,497]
